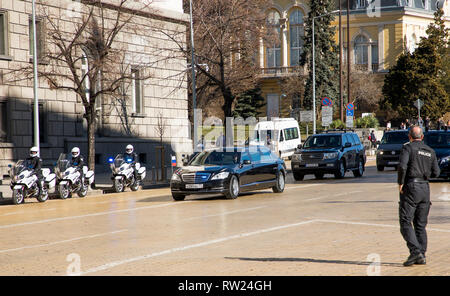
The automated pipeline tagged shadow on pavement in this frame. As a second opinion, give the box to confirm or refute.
[225,256,404,268]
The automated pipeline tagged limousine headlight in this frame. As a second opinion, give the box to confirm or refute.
[377,150,384,155]
[211,172,230,180]
[171,173,181,181]
[323,152,338,160]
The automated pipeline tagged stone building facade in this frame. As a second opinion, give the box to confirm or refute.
[258,0,450,119]
[0,0,191,177]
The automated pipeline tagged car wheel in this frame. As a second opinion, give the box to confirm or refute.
[334,160,346,179]
[293,172,304,181]
[225,175,239,199]
[272,172,285,193]
[377,165,384,171]
[172,193,186,201]
[314,173,324,180]
[353,158,364,177]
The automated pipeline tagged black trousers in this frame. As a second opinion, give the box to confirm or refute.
[399,182,431,256]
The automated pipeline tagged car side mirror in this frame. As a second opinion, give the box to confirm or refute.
[345,142,351,148]
[376,141,381,145]
[243,160,251,165]
[297,144,303,149]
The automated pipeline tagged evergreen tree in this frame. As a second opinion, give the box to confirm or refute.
[233,88,266,119]
[300,0,340,113]
[382,8,449,120]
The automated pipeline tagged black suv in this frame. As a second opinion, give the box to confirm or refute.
[376,130,410,171]
[424,130,450,179]
[291,131,366,180]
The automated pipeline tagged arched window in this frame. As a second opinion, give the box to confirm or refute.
[354,35,378,70]
[266,10,281,68]
[289,8,304,66]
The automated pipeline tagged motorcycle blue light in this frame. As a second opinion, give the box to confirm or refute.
[108,158,114,163]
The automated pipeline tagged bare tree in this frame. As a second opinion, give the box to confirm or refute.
[161,0,271,125]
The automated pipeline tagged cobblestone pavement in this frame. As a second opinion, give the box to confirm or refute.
[0,159,448,276]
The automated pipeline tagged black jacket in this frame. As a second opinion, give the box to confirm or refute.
[26,156,42,177]
[398,141,440,185]
[124,152,138,165]
[70,155,85,171]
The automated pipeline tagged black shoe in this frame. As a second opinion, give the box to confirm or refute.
[403,253,425,266]
[415,254,426,265]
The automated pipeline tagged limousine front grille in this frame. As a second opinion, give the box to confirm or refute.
[182,173,211,183]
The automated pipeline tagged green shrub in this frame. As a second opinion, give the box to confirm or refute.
[355,115,379,128]
[329,119,345,129]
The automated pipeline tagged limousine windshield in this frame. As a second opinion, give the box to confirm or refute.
[189,151,240,166]
[304,135,342,149]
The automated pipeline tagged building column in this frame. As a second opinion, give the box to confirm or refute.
[367,43,372,72]
[259,37,265,69]
[280,19,288,69]
[377,24,384,71]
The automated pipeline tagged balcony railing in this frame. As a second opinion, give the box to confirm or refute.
[260,66,304,77]
[354,63,380,73]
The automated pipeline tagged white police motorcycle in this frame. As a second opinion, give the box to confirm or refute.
[109,154,146,193]
[55,154,94,199]
[8,160,56,205]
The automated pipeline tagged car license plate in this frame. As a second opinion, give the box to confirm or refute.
[186,184,203,189]
[306,163,319,167]
[388,161,399,165]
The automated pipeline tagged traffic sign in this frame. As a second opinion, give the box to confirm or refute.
[300,111,313,122]
[321,97,332,107]
[322,106,333,126]
[414,99,424,109]
[346,103,354,117]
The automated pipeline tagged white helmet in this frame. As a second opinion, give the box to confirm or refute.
[71,147,80,158]
[30,146,39,157]
[126,144,134,154]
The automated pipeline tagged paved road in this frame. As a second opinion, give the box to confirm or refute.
[0,160,449,276]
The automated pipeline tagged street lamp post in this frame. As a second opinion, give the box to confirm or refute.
[312,10,340,135]
[32,0,40,150]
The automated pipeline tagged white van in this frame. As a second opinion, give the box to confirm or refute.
[249,118,301,159]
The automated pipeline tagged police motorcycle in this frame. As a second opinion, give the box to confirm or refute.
[8,160,56,205]
[108,154,146,193]
[54,154,94,199]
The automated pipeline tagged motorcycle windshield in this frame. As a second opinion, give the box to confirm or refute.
[57,154,71,172]
[12,160,28,176]
[114,155,125,168]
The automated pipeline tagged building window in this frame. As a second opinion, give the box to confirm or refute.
[356,0,367,8]
[266,10,281,68]
[131,68,143,114]
[0,101,7,141]
[0,12,8,56]
[29,17,44,61]
[289,8,304,66]
[354,35,369,66]
[31,103,47,144]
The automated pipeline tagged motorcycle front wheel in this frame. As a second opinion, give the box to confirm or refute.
[37,187,48,202]
[12,189,25,205]
[130,179,140,192]
[78,183,88,198]
[113,178,125,193]
[58,183,71,199]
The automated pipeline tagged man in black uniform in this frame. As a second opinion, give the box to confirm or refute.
[124,144,139,180]
[70,147,85,185]
[26,146,43,196]
[398,126,440,266]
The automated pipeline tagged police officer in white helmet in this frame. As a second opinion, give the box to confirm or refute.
[70,147,85,185]
[26,146,43,195]
[124,144,139,180]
